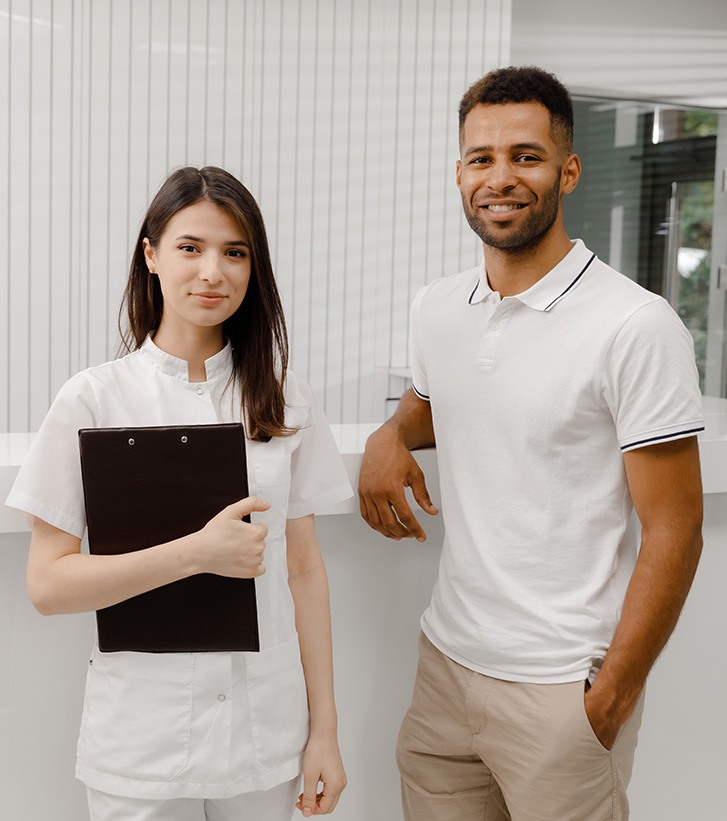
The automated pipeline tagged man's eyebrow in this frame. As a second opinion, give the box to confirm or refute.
[463,142,548,158]
[511,142,548,153]
[463,145,493,158]
[175,234,249,246]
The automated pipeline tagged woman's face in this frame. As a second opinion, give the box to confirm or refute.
[143,199,252,341]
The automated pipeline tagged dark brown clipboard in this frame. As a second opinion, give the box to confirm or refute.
[78,423,260,653]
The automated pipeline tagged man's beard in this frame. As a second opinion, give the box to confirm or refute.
[462,174,562,253]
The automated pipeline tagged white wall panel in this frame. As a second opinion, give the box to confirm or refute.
[0,9,8,432]
[2,0,511,431]
[510,0,727,108]
[7,0,32,431]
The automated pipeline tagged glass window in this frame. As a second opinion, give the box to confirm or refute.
[565,97,725,396]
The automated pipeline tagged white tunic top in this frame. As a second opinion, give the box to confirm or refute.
[5,336,352,799]
[409,240,704,684]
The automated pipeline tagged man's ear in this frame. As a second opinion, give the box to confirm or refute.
[561,153,581,195]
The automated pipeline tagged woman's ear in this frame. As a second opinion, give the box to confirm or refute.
[142,238,157,274]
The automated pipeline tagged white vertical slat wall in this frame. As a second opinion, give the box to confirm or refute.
[1,0,511,432]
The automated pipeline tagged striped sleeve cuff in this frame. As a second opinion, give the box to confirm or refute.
[620,426,704,452]
[412,383,430,401]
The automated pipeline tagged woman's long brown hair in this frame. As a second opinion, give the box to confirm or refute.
[119,166,293,442]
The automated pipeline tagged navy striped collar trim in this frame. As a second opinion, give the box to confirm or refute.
[542,253,596,312]
[621,427,705,451]
[467,240,595,311]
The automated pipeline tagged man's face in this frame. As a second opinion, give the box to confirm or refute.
[456,102,578,252]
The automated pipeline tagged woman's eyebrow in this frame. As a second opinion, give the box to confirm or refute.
[174,234,249,247]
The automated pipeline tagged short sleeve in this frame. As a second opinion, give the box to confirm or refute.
[286,376,353,519]
[601,298,704,452]
[5,372,99,537]
[409,285,430,401]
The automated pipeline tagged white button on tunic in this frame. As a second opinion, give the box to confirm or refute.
[6,337,352,800]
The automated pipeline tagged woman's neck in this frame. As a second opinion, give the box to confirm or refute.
[152,323,225,382]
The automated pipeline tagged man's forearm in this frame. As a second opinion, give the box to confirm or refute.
[589,521,702,729]
[382,387,435,451]
[586,437,703,747]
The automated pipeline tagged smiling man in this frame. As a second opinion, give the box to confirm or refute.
[358,67,704,820]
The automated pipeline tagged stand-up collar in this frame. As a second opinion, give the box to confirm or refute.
[139,335,233,382]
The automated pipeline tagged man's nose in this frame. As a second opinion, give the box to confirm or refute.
[486,158,517,192]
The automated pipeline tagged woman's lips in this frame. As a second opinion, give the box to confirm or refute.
[192,292,226,305]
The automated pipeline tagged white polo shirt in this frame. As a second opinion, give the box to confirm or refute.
[5,336,352,799]
[410,239,704,684]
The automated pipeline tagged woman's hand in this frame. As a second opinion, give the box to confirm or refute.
[27,496,272,615]
[193,496,271,578]
[296,731,347,816]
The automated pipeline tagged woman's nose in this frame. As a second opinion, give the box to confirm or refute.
[199,254,224,283]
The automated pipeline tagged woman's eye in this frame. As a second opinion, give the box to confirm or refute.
[227,248,248,259]
[179,244,197,253]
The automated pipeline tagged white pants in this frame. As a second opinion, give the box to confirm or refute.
[86,776,300,821]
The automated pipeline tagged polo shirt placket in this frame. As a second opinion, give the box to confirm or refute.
[475,295,518,367]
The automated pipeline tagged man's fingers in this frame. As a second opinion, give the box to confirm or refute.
[358,494,384,535]
[409,472,439,517]
[359,456,437,541]
[393,499,427,542]
[377,492,426,541]
[360,494,402,540]
[367,492,423,540]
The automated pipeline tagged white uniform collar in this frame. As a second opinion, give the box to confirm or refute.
[139,334,233,383]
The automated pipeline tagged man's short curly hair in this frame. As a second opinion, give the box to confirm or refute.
[458,66,574,153]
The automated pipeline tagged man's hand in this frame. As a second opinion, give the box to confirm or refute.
[358,425,438,542]
[583,680,629,750]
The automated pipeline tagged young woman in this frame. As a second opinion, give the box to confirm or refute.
[6,166,351,820]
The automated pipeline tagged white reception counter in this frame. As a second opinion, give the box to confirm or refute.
[2,402,727,819]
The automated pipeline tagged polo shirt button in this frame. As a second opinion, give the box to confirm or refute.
[196,387,204,395]
[218,694,226,702]
[490,322,499,331]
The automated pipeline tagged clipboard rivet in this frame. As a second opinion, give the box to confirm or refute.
[181,436,188,443]
[128,438,135,446]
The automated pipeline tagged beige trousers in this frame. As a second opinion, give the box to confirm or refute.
[397,633,644,821]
